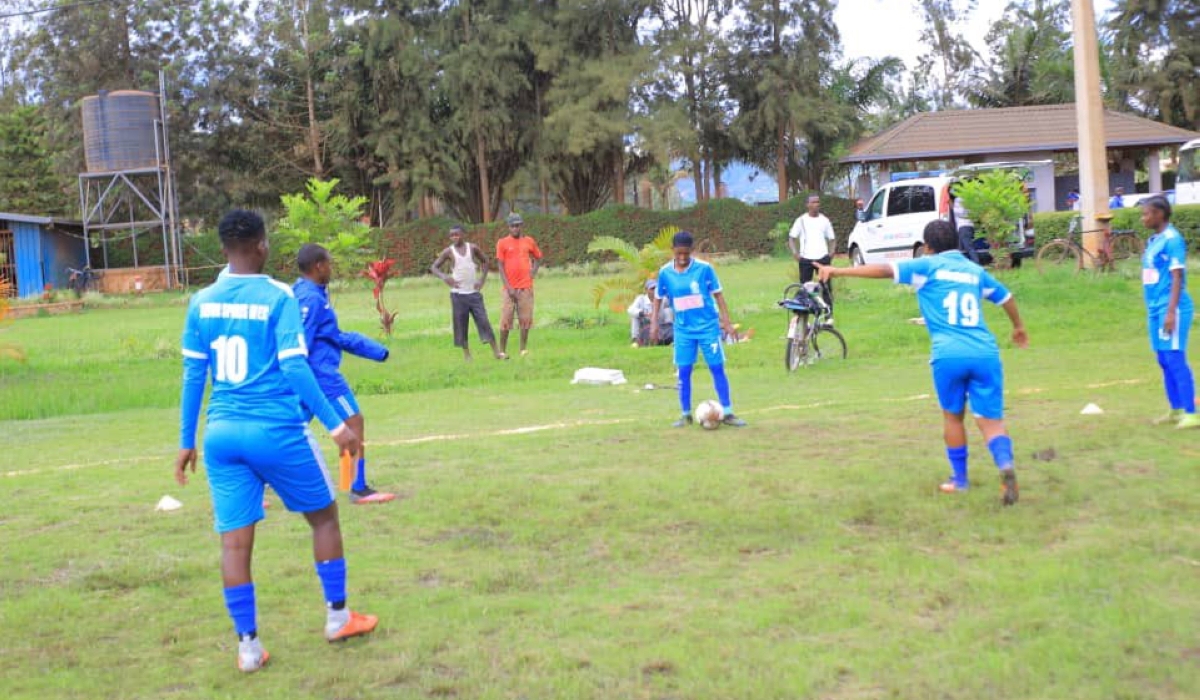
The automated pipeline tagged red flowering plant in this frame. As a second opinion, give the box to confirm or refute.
[363,258,399,336]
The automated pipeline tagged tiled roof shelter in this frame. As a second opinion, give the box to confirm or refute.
[842,105,1200,212]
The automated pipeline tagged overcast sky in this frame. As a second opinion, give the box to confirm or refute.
[836,0,1119,70]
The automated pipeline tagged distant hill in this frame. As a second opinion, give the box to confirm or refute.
[675,161,779,205]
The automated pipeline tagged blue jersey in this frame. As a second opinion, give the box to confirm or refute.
[654,259,722,338]
[892,251,1012,360]
[294,278,389,399]
[181,274,311,426]
[1142,224,1191,315]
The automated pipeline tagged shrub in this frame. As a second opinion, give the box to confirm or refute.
[376,194,857,277]
[1032,203,1200,248]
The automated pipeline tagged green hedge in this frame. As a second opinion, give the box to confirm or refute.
[1031,204,1200,248]
[377,194,857,276]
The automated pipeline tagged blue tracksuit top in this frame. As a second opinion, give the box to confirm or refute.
[293,277,390,398]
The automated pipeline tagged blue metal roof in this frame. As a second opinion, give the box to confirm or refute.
[0,213,83,226]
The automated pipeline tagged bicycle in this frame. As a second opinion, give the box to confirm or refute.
[66,266,101,298]
[778,281,846,371]
[1036,225,1143,273]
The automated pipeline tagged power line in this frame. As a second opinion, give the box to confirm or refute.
[0,0,120,21]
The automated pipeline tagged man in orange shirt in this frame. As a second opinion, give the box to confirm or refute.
[495,213,543,356]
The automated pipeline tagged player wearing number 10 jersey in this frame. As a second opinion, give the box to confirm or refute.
[177,210,377,673]
[818,220,1028,505]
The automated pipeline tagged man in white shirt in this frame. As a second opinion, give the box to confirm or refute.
[952,193,980,263]
[787,194,837,313]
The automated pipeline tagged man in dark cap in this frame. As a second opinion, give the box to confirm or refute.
[495,213,543,357]
[651,231,747,428]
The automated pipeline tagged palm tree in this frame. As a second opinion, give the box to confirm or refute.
[587,226,678,311]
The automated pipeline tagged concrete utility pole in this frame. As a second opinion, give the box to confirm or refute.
[1071,0,1108,268]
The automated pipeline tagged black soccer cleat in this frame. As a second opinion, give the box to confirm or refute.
[1000,468,1019,506]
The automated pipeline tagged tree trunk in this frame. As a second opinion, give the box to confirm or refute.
[540,175,550,214]
[613,149,626,205]
[476,130,492,223]
[712,160,722,199]
[299,2,324,177]
[776,122,788,203]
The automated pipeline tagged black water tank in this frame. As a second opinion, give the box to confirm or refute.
[81,90,160,172]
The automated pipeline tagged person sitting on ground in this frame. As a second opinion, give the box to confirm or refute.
[627,278,674,347]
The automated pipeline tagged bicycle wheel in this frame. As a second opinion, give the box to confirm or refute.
[1036,240,1080,273]
[812,327,847,361]
[784,315,808,372]
[1110,234,1144,261]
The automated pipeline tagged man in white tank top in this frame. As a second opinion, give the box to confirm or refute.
[431,225,505,360]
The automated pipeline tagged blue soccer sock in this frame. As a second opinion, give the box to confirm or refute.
[710,363,732,414]
[946,446,968,487]
[987,435,1015,470]
[678,364,694,415]
[1158,350,1196,413]
[223,583,257,639]
[315,558,347,610]
[352,457,368,492]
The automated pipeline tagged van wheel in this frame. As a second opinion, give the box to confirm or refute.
[912,243,925,259]
[850,246,865,267]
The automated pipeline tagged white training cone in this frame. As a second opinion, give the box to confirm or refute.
[1080,403,1104,415]
[156,495,183,512]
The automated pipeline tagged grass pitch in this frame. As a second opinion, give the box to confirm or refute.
[1,258,1198,699]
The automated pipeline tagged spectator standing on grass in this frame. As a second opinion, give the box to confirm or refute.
[952,187,980,263]
[1139,196,1199,429]
[854,198,867,222]
[495,213,543,357]
[787,194,836,316]
[1109,187,1126,210]
[1066,189,1081,211]
[431,224,505,361]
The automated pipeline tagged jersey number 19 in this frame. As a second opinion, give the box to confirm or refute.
[942,291,980,327]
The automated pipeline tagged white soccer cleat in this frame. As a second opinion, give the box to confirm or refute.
[237,637,269,673]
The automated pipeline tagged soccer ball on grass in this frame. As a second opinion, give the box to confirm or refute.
[695,400,723,430]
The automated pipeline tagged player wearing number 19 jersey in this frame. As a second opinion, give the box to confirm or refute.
[177,210,377,674]
[819,220,1028,505]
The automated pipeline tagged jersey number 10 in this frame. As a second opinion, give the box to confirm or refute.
[942,291,980,327]
[210,335,249,383]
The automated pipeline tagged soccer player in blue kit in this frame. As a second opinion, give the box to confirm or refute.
[176,210,378,673]
[819,220,1027,505]
[295,243,396,503]
[651,230,748,428]
[1139,196,1199,429]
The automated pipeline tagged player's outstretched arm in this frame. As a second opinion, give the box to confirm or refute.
[712,291,735,336]
[817,262,892,282]
[1001,297,1029,349]
[339,331,389,362]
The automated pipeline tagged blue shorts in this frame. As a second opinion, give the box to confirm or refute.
[302,390,361,423]
[203,420,336,533]
[675,333,725,368]
[1148,307,1192,352]
[930,355,1004,420]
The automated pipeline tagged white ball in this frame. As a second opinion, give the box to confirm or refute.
[695,400,723,430]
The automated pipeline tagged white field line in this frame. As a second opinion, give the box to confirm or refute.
[3,379,1152,479]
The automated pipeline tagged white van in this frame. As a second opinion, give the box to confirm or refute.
[847,163,1043,267]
